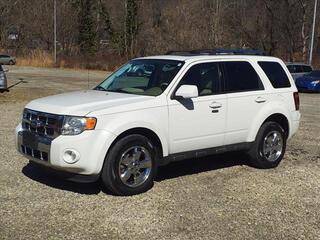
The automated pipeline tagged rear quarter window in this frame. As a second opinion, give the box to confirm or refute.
[259,61,291,88]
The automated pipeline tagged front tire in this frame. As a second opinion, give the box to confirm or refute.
[248,121,286,169]
[101,134,158,196]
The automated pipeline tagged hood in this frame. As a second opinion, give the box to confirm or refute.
[25,90,154,116]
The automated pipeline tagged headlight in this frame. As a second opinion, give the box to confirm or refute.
[311,80,320,85]
[62,116,97,135]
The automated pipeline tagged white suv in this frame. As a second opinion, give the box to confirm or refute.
[16,53,301,195]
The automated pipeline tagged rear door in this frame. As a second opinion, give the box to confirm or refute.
[222,61,266,145]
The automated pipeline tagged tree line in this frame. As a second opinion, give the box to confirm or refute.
[0,0,319,64]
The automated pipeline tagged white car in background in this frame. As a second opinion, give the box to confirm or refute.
[0,54,16,65]
[16,50,301,195]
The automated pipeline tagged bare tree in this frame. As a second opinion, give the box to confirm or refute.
[0,0,318,66]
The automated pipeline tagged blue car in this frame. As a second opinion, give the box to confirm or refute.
[295,71,320,92]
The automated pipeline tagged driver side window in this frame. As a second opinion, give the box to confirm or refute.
[178,62,221,96]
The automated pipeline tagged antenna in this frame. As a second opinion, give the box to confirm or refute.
[53,0,57,64]
[87,68,90,89]
[309,0,318,65]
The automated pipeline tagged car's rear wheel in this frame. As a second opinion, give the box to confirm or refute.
[101,134,158,195]
[9,60,15,65]
[248,121,286,169]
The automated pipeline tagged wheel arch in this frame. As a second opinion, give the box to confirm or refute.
[262,113,289,138]
[106,127,166,160]
[247,109,291,142]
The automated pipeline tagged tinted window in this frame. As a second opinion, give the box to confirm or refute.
[287,65,311,73]
[259,61,291,88]
[295,65,303,73]
[223,61,263,92]
[287,65,298,73]
[302,66,312,72]
[178,62,221,96]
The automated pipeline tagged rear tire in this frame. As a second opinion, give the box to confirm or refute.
[101,134,158,196]
[248,121,286,169]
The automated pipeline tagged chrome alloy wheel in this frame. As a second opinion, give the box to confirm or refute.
[118,146,152,187]
[262,131,283,162]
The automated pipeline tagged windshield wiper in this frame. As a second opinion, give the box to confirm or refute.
[106,88,134,94]
[94,86,107,91]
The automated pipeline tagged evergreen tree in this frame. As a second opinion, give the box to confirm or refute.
[78,0,96,55]
[125,0,139,57]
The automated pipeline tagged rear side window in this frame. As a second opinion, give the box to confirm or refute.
[259,61,291,88]
[290,65,304,73]
[223,61,263,92]
[302,65,312,72]
[287,65,300,73]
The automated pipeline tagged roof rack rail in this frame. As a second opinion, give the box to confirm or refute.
[165,48,267,56]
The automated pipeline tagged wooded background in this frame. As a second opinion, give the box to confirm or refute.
[0,0,319,69]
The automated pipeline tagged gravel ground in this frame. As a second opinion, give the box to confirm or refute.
[0,66,319,240]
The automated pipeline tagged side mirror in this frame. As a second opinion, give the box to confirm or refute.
[175,85,198,99]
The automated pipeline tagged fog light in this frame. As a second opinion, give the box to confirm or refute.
[63,149,80,164]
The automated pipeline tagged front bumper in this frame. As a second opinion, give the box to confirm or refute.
[27,161,100,183]
[16,123,117,177]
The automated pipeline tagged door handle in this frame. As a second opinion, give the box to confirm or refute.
[209,102,222,109]
[255,97,266,103]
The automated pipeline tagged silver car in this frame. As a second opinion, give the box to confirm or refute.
[287,63,313,81]
[0,65,8,92]
[0,54,16,65]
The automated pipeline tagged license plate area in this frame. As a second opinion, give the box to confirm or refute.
[22,131,38,149]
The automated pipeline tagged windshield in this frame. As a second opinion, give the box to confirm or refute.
[307,71,320,77]
[95,59,184,96]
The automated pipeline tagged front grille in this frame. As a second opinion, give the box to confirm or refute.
[22,109,63,139]
[21,145,49,161]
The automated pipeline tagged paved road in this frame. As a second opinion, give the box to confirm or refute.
[0,66,319,240]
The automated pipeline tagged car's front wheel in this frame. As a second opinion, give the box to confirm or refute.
[248,121,287,169]
[101,134,158,195]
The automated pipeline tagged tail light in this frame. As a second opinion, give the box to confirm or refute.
[293,92,300,111]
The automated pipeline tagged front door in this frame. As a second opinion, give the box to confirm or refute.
[167,62,227,154]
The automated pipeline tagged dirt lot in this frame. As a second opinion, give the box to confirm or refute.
[0,66,319,240]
